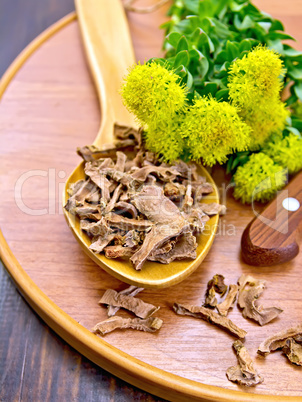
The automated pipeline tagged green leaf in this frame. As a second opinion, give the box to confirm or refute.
[189,48,204,61]
[288,68,302,80]
[268,31,295,41]
[216,89,229,101]
[267,39,284,54]
[226,155,234,174]
[187,15,201,31]
[200,82,218,97]
[198,57,209,78]
[174,50,190,68]
[257,21,272,33]
[283,45,302,58]
[234,15,254,31]
[184,0,199,14]
[198,0,215,18]
[186,72,194,90]
[229,1,248,12]
[238,39,253,52]
[226,41,239,61]
[270,19,284,32]
[174,64,188,78]
[215,50,228,64]
[166,32,182,48]
[177,36,189,52]
[291,118,302,131]
[294,82,302,101]
[286,126,301,136]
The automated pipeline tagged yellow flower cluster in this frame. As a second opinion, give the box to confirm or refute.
[145,114,186,162]
[121,62,187,125]
[182,97,251,166]
[233,153,287,204]
[263,133,302,174]
[228,46,288,149]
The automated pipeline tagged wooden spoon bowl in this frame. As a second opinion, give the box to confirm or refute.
[63,0,219,289]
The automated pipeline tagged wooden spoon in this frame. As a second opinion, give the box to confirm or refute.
[63,0,219,289]
[241,170,302,266]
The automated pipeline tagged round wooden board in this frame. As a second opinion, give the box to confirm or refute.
[0,3,302,401]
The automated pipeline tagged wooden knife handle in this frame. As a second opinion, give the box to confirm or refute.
[241,170,302,266]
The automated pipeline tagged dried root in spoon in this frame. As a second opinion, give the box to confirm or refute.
[65,124,224,271]
[173,303,247,339]
[237,274,283,326]
[226,340,264,387]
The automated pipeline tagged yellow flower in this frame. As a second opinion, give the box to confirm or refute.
[145,113,186,162]
[121,62,187,125]
[228,45,288,149]
[228,45,285,105]
[263,133,302,174]
[233,153,287,204]
[242,100,289,150]
[182,96,251,166]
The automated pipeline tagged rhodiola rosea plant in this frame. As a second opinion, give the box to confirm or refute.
[121,0,302,203]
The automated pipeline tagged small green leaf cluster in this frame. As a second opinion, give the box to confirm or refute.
[233,153,288,204]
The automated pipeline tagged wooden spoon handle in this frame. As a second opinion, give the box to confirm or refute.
[75,0,136,145]
[241,170,302,266]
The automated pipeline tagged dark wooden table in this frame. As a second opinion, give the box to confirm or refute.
[0,1,165,401]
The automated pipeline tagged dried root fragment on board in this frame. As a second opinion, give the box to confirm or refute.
[237,274,283,326]
[258,323,302,365]
[204,274,228,308]
[65,123,225,271]
[216,284,238,317]
[173,303,247,339]
[104,285,144,316]
[93,316,163,336]
[226,340,264,387]
[99,288,159,319]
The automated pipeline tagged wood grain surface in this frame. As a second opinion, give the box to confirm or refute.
[0,1,302,401]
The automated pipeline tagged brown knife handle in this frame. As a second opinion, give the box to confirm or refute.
[241,170,302,266]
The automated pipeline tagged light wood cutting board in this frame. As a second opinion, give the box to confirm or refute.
[0,2,301,401]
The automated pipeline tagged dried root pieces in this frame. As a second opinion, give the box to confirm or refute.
[237,274,283,326]
[93,285,162,336]
[226,340,264,387]
[258,323,302,366]
[173,303,247,339]
[93,316,163,335]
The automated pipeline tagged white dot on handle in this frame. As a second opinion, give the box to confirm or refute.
[282,197,300,212]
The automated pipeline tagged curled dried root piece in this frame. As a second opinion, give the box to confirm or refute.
[258,323,302,356]
[106,286,144,317]
[226,340,264,387]
[282,338,302,366]
[99,288,159,319]
[216,284,238,317]
[173,303,247,339]
[204,274,228,308]
[237,274,283,326]
[93,316,163,336]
